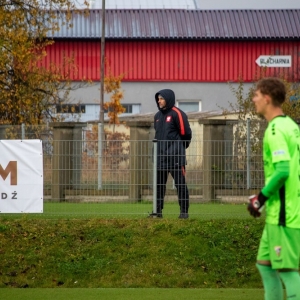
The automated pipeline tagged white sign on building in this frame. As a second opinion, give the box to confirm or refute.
[0,140,43,213]
[255,55,292,67]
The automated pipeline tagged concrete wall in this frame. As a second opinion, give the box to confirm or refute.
[68,81,253,118]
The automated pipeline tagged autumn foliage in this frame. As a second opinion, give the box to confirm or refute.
[103,67,126,127]
[0,0,88,125]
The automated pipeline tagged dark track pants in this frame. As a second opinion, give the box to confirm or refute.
[156,166,189,213]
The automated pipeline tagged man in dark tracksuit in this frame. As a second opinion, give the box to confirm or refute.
[152,89,192,219]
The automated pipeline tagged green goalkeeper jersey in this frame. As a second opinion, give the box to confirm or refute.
[263,115,300,228]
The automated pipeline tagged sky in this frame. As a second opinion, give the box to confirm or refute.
[198,0,300,9]
[83,0,300,9]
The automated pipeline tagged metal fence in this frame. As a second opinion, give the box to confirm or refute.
[0,121,267,217]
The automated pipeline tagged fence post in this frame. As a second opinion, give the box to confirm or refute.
[50,122,86,202]
[21,123,25,139]
[246,118,251,189]
[98,123,103,190]
[127,121,151,201]
[199,119,233,201]
[152,139,157,214]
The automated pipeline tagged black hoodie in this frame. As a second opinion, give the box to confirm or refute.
[154,89,192,169]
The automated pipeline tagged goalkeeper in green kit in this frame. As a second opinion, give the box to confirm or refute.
[248,77,300,300]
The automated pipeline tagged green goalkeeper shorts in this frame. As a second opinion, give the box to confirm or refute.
[257,223,300,270]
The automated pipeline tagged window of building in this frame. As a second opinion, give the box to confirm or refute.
[56,104,86,114]
[290,94,300,108]
[122,104,133,113]
[104,104,140,114]
[176,100,201,112]
[290,94,300,102]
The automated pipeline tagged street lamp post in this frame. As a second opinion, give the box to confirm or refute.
[98,0,105,189]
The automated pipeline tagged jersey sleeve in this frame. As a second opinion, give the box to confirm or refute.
[180,115,192,148]
[266,125,291,164]
[171,107,192,147]
[262,161,290,197]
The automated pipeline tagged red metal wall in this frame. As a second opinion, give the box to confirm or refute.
[44,40,300,82]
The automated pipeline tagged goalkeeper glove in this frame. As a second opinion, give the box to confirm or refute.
[247,192,268,218]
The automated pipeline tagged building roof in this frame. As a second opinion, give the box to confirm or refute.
[86,110,226,123]
[52,9,300,40]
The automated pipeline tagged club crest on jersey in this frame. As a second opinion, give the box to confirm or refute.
[274,246,282,257]
[166,116,172,122]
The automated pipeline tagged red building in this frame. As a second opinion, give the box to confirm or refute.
[45,9,300,121]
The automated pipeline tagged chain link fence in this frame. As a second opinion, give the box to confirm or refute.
[0,120,267,217]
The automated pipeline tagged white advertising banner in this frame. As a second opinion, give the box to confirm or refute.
[0,140,43,213]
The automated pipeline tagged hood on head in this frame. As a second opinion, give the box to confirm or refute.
[155,89,175,111]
